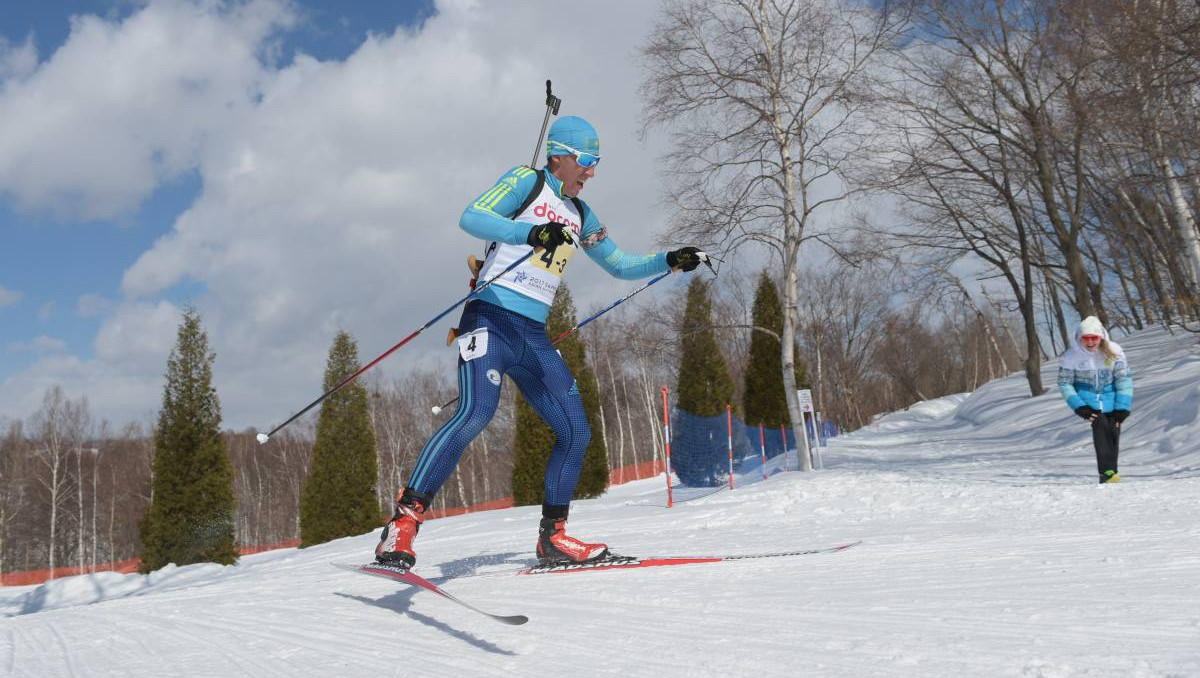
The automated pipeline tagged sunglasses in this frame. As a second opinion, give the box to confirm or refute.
[549,140,601,168]
[1081,334,1102,341]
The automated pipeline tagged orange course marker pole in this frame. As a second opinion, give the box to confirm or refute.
[759,422,767,481]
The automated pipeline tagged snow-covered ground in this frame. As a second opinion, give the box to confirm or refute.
[3,327,1199,678]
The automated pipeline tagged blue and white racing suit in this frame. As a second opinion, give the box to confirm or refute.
[405,166,669,508]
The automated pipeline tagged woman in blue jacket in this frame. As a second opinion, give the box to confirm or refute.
[1057,316,1133,483]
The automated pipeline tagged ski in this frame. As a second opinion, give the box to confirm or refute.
[458,540,862,578]
[333,562,528,626]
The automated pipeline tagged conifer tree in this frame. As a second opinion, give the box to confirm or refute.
[513,284,609,505]
[139,308,237,572]
[677,278,735,416]
[299,331,380,546]
[673,278,735,486]
[743,271,807,429]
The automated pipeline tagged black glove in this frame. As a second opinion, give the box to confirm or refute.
[1109,409,1130,423]
[526,222,574,250]
[1074,406,1099,421]
[666,246,707,272]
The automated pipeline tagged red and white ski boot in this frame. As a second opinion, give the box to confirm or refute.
[536,516,609,565]
[375,494,426,569]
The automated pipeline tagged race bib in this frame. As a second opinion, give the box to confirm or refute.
[530,240,576,277]
[457,328,489,361]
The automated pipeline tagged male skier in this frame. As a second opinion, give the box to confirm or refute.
[375,115,707,567]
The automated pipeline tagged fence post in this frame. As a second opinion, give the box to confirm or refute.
[726,404,734,490]
[813,411,824,469]
[661,387,673,509]
[779,423,788,471]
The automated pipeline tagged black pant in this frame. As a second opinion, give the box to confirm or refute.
[1091,414,1121,479]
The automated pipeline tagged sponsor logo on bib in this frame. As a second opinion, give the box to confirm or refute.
[532,203,580,234]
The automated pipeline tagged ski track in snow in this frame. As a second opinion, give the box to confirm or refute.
[2,328,1199,677]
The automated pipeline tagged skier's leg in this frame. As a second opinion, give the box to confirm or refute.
[507,327,607,564]
[406,356,505,496]
[507,341,591,502]
[376,302,512,565]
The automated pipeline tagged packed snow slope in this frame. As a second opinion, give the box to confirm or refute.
[2,327,1199,678]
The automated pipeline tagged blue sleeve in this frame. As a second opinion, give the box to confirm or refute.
[1113,359,1133,411]
[459,166,541,245]
[577,202,670,280]
[1057,366,1085,411]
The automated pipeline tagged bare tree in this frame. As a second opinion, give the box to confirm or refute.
[905,0,1103,318]
[880,0,1157,391]
[0,420,30,577]
[1073,0,1200,320]
[28,386,92,577]
[1106,0,1200,288]
[641,0,906,469]
[795,265,891,429]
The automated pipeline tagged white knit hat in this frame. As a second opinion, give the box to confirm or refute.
[1078,316,1104,337]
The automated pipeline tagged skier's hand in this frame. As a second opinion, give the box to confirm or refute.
[527,222,574,250]
[1109,409,1130,424]
[1074,406,1099,422]
[666,246,709,272]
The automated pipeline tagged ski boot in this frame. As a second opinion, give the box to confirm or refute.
[375,491,428,568]
[536,516,609,565]
[1100,470,1121,484]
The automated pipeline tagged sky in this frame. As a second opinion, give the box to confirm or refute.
[0,0,688,430]
[2,324,1198,676]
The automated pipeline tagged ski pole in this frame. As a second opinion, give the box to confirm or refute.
[258,251,534,443]
[431,268,674,414]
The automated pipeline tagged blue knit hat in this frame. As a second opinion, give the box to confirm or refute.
[546,116,600,159]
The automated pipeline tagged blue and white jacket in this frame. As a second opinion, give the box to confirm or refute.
[1057,325,1133,414]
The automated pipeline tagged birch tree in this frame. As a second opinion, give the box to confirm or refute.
[641,0,905,469]
[1077,0,1200,318]
[29,387,92,577]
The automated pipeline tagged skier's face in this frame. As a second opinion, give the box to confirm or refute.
[1081,334,1102,351]
[550,153,596,197]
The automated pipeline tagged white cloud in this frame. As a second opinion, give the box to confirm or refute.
[1,302,181,426]
[93,300,181,367]
[0,0,298,220]
[34,335,67,352]
[77,293,114,317]
[0,34,37,82]
[37,301,55,321]
[0,353,162,427]
[0,0,689,428]
[7,335,68,354]
[0,285,21,308]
